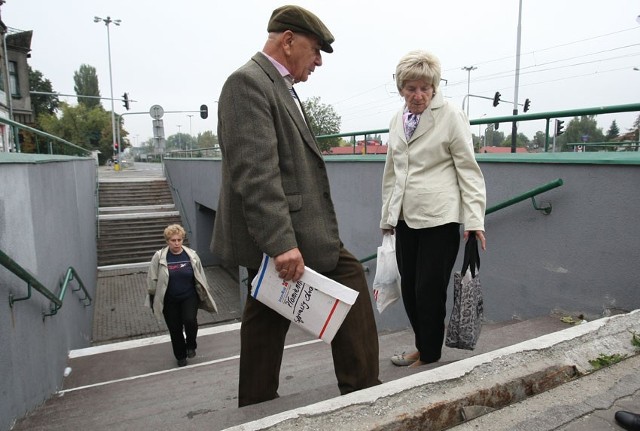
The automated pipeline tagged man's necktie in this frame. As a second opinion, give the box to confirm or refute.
[405,113,419,140]
[288,85,306,121]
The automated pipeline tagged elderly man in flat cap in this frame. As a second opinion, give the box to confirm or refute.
[212,5,381,407]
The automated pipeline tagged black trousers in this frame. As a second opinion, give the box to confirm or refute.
[395,221,460,363]
[163,293,199,360]
[238,246,381,407]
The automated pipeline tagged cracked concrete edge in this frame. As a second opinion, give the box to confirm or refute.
[222,310,640,431]
[451,351,640,431]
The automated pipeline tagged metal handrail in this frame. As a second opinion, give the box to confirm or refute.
[486,178,564,215]
[360,178,564,264]
[316,103,640,153]
[0,116,92,156]
[44,267,92,317]
[1,249,92,319]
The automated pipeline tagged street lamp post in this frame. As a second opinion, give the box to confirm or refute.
[177,125,182,150]
[461,66,477,117]
[94,15,121,165]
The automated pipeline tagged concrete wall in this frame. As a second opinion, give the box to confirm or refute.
[0,154,97,431]
[164,152,640,333]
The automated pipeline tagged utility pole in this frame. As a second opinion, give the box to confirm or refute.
[187,114,193,151]
[461,66,477,117]
[511,0,523,153]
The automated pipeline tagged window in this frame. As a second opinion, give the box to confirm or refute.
[9,61,19,96]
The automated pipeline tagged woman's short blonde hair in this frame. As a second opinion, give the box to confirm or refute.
[164,224,186,241]
[395,50,442,93]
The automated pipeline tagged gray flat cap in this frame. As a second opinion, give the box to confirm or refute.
[267,5,335,53]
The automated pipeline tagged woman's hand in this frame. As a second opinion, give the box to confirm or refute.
[464,230,486,250]
[382,228,395,235]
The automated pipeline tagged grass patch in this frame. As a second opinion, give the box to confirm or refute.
[588,353,627,370]
[631,331,640,350]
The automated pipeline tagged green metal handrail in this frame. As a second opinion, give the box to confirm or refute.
[486,178,563,215]
[44,267,92,317]
[1,249,92,319]
[316,102,640,154]
[359,178,564,264]
[0,116,92,156]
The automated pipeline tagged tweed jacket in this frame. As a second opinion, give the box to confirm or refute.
[380,91,486,232]
[146,246,218,321]
[211,52,341,272]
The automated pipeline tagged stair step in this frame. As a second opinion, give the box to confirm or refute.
[98,211,180,221]
[99,204,177,214]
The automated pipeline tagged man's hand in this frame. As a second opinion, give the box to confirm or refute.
[274,248,305,281]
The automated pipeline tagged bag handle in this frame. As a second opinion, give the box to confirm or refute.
[461,232,480,278]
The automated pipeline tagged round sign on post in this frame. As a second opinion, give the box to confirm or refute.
[150,105,164,119]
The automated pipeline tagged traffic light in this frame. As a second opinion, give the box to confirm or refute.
[114,141,119,151]
[555,119,565,136]
[122,93,129,110]
[524,98,531,112]
[200,104,208,119]
[492,91,501,107]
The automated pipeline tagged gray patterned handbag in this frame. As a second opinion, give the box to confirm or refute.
[445,233,483,350]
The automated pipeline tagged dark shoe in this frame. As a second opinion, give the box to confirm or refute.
[615,411,640,431]
[186,349,196,359]
[177,358,187,367]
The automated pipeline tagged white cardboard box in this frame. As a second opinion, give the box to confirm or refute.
[250,254,359,343]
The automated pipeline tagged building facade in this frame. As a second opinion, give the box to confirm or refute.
[0,21,33,152]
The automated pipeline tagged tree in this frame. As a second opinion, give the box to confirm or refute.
[483,124,505,148]
[197,130,218,149]
[556,116,604,152]
[73,64,101,109]
[501,132,530,149]
[630,114,640,142]
[301,96,341,152]
[605,120,620,142]
[29,66,59,126]
[165,133,196,152]
[531,131,547,151]
[38,101,122,164]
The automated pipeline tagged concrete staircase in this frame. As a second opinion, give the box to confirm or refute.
[97,178,184,267]
[12,312,640,431]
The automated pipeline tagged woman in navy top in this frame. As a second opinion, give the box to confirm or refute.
[147,224,217,367]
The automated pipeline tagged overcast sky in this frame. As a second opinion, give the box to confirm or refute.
[4,0,640,145]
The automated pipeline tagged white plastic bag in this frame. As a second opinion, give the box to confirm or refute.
[372,233,401,313]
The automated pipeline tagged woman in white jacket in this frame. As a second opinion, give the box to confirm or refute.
[381,50,486,368]
[147,224,217,367]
